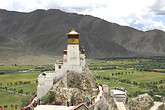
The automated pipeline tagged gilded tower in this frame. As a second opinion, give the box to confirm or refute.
[66,29,80,65]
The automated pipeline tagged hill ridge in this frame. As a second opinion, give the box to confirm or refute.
[0,9,165,60]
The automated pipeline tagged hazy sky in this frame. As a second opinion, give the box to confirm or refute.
[0,0,165,31]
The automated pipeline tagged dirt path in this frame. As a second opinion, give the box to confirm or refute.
[116,102,127,110]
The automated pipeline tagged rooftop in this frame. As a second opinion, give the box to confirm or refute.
[67,29,80,35]
[111,90,126,95]
[34,105,74,110]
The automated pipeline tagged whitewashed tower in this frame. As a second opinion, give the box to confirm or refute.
[37,29,86,100]
[67,29,80,65]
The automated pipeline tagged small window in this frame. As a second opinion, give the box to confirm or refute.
[59,65,61,69]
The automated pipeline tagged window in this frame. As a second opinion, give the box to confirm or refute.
[59,65,61,69]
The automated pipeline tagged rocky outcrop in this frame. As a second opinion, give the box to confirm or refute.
[157,103,165,110]
[104,93,118,110]
[51,68,97,106]
[127,93,154,110]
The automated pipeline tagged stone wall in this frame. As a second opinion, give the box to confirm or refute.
[103,85,109,93]
[37,78,53,100]
[66,65,82,74]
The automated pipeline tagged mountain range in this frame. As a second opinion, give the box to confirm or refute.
[0,9,165,59]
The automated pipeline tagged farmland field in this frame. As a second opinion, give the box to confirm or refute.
[0,65,42,109]
[0,56,165,109]
[93,69,165,84]
[89,57,165,99]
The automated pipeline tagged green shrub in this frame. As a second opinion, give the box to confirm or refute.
[153,96,162,101]
[0,72,5,75]
[41,94,49,103]
[48,91,55,103]
[41,91,55,103]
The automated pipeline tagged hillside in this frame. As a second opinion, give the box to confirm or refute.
[0,9,165,61]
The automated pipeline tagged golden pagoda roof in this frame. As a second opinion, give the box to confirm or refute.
[67,29,80,35]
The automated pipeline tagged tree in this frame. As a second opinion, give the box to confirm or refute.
[0,72,5,75]
[133,81,138,85]
[15,82,18,85]
[10,104,14,109]
[15,105,17,109]
[4,105,8,108]
[159,80,163,84]
[18,89,23,94]
[5,87,7,91]
[153,96,162,101]
[148,91,154,96]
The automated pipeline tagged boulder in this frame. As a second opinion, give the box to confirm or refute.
[128,93,154,110]
[51,70,97,106]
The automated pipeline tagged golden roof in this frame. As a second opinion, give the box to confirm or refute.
[67,29,80,35]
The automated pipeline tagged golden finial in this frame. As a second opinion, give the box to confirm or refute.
[67,28,80,35]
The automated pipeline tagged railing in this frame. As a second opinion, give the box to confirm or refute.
[123,99,129,110]
[71,83,104,110]
[29,93,37,103]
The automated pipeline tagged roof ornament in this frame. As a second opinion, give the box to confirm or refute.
[67,28,80,35]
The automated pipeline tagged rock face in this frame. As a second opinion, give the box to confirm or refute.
[127,93,154,110]
[104,93,118,110]
[158,103,165,110]
[51,68,97,105]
